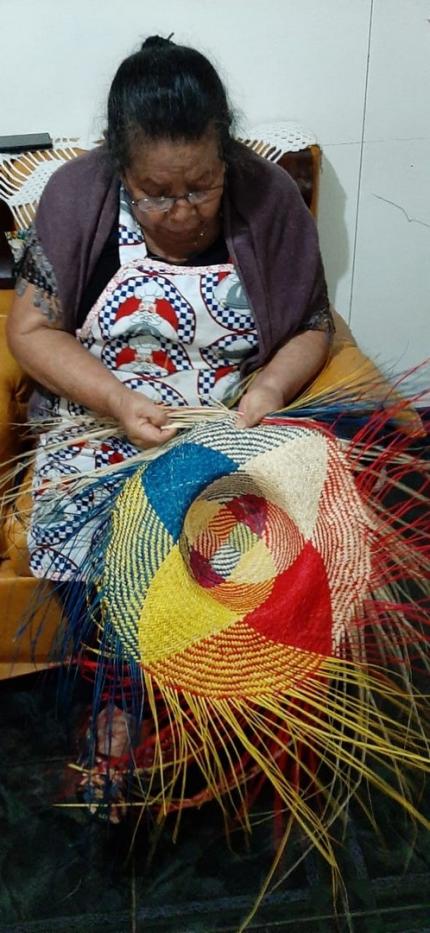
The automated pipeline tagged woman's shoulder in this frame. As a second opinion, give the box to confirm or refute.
[226,142,308,230]
[34,146,119,251]
[37,146,116,211]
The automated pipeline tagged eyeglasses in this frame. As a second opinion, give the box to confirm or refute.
[127,184,224,214]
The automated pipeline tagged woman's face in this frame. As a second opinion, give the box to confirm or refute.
[123,133,225,240]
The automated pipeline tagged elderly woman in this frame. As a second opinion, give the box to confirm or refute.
[6,35,334,810]
[8,36,332,442]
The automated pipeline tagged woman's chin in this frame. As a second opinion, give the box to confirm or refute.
[167,225,200,237]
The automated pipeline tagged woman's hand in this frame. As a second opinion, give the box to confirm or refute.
[236,330,331,428]
[237,384,285,428]
[108,386,177,448]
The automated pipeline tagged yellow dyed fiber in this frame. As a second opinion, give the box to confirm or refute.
[137,542,241,665]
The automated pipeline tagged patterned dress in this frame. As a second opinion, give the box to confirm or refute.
[28,189,259,580]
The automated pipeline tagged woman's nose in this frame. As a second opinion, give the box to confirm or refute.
[170,197,196,221]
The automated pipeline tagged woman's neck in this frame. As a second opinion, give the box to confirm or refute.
[139,214,223,264]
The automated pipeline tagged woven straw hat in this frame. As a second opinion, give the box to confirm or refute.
[104,419,373,692]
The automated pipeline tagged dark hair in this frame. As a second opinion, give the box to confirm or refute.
[106,35,237,170]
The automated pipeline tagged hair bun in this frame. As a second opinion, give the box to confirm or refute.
[140,34,174,51]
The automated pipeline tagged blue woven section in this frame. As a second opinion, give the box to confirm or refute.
[142,442,238,540]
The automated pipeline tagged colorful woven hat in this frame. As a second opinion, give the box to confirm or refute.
[105,420,371,683]
[94,413,430,869]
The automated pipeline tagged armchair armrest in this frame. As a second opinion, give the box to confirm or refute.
[0,199,15,288]
[0,291,32,490]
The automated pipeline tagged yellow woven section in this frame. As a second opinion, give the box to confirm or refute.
[105,469,173,660]
[138,543,241,665]
[146,621,323,696]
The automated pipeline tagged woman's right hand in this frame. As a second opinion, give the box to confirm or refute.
[108,385,177,449]
[7,286,177,448]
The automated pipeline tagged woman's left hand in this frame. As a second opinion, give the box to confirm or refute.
[236,384,285,428]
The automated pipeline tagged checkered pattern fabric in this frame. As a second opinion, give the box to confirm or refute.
[30,546,81,578]
[200,332,259,370]
[97,276,196,344]
[118,224,143,246]
[200,274,255,332]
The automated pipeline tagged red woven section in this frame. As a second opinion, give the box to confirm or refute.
[244,541,332,655]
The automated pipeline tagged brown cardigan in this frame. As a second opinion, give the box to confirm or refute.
[34,143,329,374]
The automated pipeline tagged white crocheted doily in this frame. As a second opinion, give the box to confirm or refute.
[0,138,100,229]
[239,122,318,160]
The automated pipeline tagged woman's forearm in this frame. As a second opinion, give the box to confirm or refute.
[7,319,179,448]
[252,329,331,403]
[7,289,179,448]
[7,312,129,419]
[238,328,331,427]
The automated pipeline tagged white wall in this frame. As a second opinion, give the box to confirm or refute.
[2,0,429,369]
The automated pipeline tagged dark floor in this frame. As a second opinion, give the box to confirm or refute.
[0,670,429,933]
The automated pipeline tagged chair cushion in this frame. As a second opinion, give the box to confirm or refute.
[0,290,34,559]
[0,560,62,665]
[0,290,31,460]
